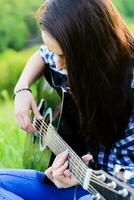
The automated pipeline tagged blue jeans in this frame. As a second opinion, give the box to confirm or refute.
[0,169,90,200]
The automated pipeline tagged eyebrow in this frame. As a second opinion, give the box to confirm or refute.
[57,54,64,57]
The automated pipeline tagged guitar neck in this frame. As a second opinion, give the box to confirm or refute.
[46,124,88,185]
[44,125,107,199]
[35,119,134,200]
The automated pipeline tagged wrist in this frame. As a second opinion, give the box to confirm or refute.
[13,88,32,99]
[14,83,29,92]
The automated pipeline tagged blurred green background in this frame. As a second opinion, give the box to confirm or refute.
[0,0,134,169]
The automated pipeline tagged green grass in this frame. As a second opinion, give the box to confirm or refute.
[0,99,26,168]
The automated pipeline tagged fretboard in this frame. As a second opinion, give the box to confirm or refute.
[35,120,105,199]
[34,110,134,200]
[46,124,88,185]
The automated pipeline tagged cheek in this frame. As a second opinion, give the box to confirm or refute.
[55,56,65,66]
[61,58,65,66]
[62,58,67,67]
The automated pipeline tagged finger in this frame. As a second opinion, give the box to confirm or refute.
[45,167,53,181]
[16,109,36,133]
[54,172,78,188]
[52,161,68,177]
[23,114,37,133]
[17,109,35,133]
[82,154,93,164]
[52,151,68,171]
[31,98,42,119]
[53,151,68,164]
[68,174,78,187]
[64,169,72,177]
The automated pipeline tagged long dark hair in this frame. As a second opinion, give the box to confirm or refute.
[36,0,134,152]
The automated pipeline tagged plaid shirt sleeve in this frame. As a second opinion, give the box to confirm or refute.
[39,45,56,66]
[97,113,134,187]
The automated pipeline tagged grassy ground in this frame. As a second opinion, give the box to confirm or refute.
[0,99,26,168]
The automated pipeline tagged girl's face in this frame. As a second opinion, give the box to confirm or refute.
[41,31,67,74]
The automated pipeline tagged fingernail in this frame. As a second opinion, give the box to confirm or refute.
[84,155,93,161]
[64,149,69,153]
[64,161,69,167]
[61,150,68,155]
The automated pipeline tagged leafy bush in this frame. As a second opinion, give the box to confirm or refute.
[112,0,134,32]
[0,46,40,99]
[113,0,134,18]
[0,0,43,52]
[0,0,133,52]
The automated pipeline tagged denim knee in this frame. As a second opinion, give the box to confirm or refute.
[79,194,93,200]
[0,188,24,200]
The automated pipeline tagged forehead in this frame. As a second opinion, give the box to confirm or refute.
[41,31,63,55]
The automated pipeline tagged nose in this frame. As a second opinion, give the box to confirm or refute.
[55,55,64,71]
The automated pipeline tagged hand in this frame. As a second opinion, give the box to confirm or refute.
[14,90,41,133]
[45,151,93,189]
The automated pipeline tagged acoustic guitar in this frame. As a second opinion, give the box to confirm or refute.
[31,87,134,200]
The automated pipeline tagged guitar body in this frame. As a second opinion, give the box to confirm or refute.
[23,80,86,171]
[23,82,59,171]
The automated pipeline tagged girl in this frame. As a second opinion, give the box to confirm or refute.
[2,0,134,199]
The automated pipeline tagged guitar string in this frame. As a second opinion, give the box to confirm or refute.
[34,121,119,197]
[49,88,106,199]
[34,120,122,196]
[34,122,107,198]
[35,118,108,182]
[34,119,120,194]
[35,118,99,179]
[34,122,98,196]
[87,179,119,196]
[34,119,98,180]
[34,119,118,189]
[34,119,89,174]
[34,119,121,192]
[34,118,92,174]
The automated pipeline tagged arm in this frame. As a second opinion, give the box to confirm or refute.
[15,50,45,90]
[14,50,46,133]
